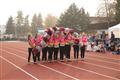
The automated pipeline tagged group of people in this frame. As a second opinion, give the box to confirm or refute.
[27,27,120,64]
[27,27,88,64]
[86,31,120,54]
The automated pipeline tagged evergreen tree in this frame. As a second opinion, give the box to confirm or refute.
[31,14,37,36]
[15,11,24,37]
[5,16,15,35]
[22,15,30,36]
[37,13,43,28]
[57,3,90,31]
[31,13,43,36]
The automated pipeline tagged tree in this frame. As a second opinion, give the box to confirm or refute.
[37,13,43,28]
[5,16,15,35]
[22,15,30,36]
[31,14,37,36]
[15,11,24,37]
[115,0,120,22]
[31,13,43,36]
[96,0,116,26]
[57,3,90,31]
[44,14,57,28]
[97,0,115,17]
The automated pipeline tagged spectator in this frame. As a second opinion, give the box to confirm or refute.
[110,32,115,42]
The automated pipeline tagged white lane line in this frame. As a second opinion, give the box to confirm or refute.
[87,54,120,61]
[1,49,120,80]
[0,56,39,80]
[1,49,79,80]
[81,61,120,72]
[4,46,120,66]
[3,43,120,61]
[59,62,120,80]
[4,47,120,72]
[86,57,120,65]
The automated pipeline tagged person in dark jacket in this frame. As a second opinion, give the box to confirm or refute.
[111,32,115,42]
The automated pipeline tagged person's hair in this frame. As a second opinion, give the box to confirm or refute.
[43,37,48,42]
[52,27,57,31]
[35,33,38,39]
[28,34,31,40]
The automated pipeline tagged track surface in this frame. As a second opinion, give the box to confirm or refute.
[0,41,120,80]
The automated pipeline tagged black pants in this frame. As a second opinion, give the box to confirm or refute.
[73,45,79,59]
[54,48,59,60]
[28,48,35,62]
[65,45,71,59]
[80,46,86,58]
[48,47,54,61]
[42,47,48,61]
[34,52,40,62]
[60,46,65,60]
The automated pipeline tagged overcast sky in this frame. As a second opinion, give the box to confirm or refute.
[0,0,100,25]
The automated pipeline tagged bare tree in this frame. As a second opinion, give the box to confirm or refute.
[96,0,116,26]
[44,14,58,28]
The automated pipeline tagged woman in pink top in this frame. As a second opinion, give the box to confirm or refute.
[47,34,54,62]
[53,30,60,61]
[80,32,88,60]
[73,33,80,60]
[33,34,41,62]
[59,28,66,61]
[65,29,74,61]
[27,34,36,64]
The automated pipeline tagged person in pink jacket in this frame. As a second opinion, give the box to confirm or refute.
[53,30,60,61]
[80,32,88,60]
[59,27,66,61]
[65,29,74,61]
[47,34,54,62]
[34,34,41,62]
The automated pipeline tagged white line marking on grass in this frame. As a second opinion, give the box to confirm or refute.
[1,49,79,80]
[4,47,120,72]
[0,56,39,80]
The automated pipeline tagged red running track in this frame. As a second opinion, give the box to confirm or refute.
[0,41,120,80]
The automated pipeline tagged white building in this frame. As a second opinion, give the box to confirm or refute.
[0,25,6,34]
[0,25,6,39]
